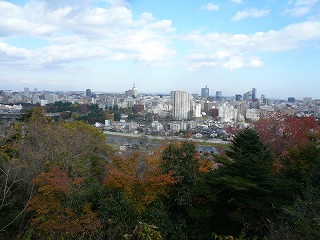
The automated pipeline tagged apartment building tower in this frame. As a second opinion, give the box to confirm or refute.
[171,91,192,120]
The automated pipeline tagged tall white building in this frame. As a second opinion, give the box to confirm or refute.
[132,83,138,98]
[171,91,192,120]
[194,103,202,118]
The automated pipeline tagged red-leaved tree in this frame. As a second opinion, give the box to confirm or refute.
[253,112,319,158]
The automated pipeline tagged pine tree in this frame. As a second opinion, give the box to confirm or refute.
[208,128,299,238]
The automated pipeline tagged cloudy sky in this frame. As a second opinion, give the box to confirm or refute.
[1,0,320,99]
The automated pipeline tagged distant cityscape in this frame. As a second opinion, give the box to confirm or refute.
[1,84,319,143]
[1,84,318,116]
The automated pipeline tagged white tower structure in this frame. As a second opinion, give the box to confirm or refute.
[132,83,138,98]
[171,91,192,120]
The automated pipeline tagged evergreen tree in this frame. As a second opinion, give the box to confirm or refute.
[207,128,299,238]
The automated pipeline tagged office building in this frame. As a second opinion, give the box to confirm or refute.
[201,86,209,99]
[171,91,192,120]
[235,94,242,101]
[261,94,267,104]
[86,89,92,98]
[252,88,257,101]
[243,91,252,101]
[288,97,295,103]
[216,91,222,101]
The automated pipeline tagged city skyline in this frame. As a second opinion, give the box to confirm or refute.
[1,0,320,99]
[5,85,315,102]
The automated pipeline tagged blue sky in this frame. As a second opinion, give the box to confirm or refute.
[1,0,320,99]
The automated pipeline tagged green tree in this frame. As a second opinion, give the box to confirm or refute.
[160,141,204,239]
[161,141,199,207]
[207,128,299,238]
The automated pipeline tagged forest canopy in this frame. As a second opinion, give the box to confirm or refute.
[1,108,320,239]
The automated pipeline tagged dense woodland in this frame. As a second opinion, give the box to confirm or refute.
[1,108,320,239]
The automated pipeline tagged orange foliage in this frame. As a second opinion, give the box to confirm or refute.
[198,158,215,173]
[31,167,72,195]
[103,151,177,212]
[28,167,101,238]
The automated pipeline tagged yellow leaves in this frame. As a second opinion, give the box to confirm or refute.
[0,144,18,161]
[199,158,215,173]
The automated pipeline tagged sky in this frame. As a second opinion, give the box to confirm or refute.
[1,0,320,99]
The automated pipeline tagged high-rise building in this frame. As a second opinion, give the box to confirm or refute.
[235,94,242,101]
[261,94,267,104]
[23,87,30,101]
[216,91,222,101]
[243,91,252,101]
[132,83,138,98]
[86,89,92,97]
[171,91,192,120]
[194,103,202,118]
[252,88,257,101]
[24,87,29,97]
[201,85,209,99]
[125,84,138,98]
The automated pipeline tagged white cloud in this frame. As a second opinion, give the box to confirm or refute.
[232,8,271,21]
[185,21,320,52]
[0,42,31,62]
[187,52,263,71]
[249,58,263,68]
[183,20,320,70]
[0,1,58,36]
[201,3,220,11]
[140,12,154,22]
[144,20,175,33]
[283,0,320,17]
[0,0,176,68]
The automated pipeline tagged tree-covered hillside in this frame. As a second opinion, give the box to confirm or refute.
[1,108,320,239]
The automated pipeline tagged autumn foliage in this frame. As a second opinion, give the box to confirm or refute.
[104,151,177,212]
[3,106,320,240]
[28,167,102,239]
[252,112,319,158]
